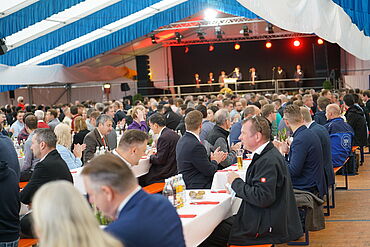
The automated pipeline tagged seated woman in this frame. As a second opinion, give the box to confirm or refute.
[54,123,85,169]
[72,116,90,151]
[127,105,148,132]
[32,181,123,247]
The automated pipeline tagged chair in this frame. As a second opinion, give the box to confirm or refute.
[143,182,165,194]
[18,239,38,247]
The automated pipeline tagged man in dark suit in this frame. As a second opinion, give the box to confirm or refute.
[141,113,179,186]
[83,114,114,163]
[293,64,304,88]
[82,154,185,247]
[278,105,326,198]
[0,131,20,179]
[301,107,335,190]
[200,116,302,246]
[176,110,227,189]
[363,90,370,113]
[162,105,181,131]
[20,129,73,237]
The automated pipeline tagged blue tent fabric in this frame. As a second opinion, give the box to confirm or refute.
[332,0,370,36]
[0,0,85,38]
[0,85,22,93]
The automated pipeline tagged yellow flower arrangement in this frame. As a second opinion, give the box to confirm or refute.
[220,87,233,95]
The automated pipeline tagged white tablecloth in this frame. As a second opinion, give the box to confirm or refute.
[178,190,234,247]
[210,160,251,190]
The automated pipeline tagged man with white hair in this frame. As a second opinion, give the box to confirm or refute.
[17,96,25,110]
[34,110,49,129]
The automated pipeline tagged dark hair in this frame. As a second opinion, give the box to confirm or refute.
[47,109,58,119]
[70,106,78,115]
[343,94,355,107]
[25,115,37,130]
[208,105,219,114]
[363,90,370,98]
[148,113,166,127]
[195,105,207,118]
[118,129,148,148]
[33,128,57,148]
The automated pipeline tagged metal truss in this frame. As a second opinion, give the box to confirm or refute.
[155,17,265,31]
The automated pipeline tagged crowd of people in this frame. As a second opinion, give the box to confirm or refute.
[0,87,369,247]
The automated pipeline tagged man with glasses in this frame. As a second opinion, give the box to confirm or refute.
[200,115,302,246]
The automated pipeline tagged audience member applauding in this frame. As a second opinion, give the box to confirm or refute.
[83,114,114,163]
[176,110,227,189]
[127,106,148,132]
[142,113,180,186]
[21,115,39,181]
[0,161,20,247]
[82,154,185,247]
[200,116,302,246]
[55,123,85,169]
[204,109,241,167]
[112,129,148,169]
[32,181,123,247]
[277,105,326,197]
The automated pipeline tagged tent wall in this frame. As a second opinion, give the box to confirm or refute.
[341,50,370,90]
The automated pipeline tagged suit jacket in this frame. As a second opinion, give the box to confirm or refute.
[164,108,181,131]
[229,142,302,245]
[176,132,218,189]
[143,128,179,185]
[345,105,368,146]
[0,133,20,179]
[20,150,73,204]
[83,128,111,163]
[314,111,327,125]
[105,189,185,247]
[287,126,326,197]
[309,122,335,186]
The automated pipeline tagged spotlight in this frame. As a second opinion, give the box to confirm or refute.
[209,44,215,52]
[265,23,274,34]
[150,34,157,44]
[215,26,224,39]
[234,43,241,50]
[317,38,324,45]
[293,39,301,47]
[175,32,183,43]
[240,25,252,37]
[204,8,218,20]
[265,41,272,48]
[184,47,189,53]
[196,30,206,40]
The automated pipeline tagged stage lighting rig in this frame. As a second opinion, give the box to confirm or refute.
[215,26,224,39]
[175,32,183,43]
[196,30,206,40]
[240,25,252,37]
[150,34,158,44]
[265,23,274,34]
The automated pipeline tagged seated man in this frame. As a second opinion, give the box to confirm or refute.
[142,113,179,185]
[324,104,354,168]
[200,116,302,246]
[204,109,241,167]
[176,110,226,189]
[21,115,39,181]
[278,105,326,197]
[82,154,185,247]
[83,114,114,163]
[0,127,20,179]
[229,105,260,145]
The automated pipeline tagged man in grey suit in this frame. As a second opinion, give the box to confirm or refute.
[83,114,113,163]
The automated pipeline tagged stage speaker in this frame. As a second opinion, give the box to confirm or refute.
[9,90,15,99]
[135,55,154,95]
[121,83,130,92]
[0,39,8,55]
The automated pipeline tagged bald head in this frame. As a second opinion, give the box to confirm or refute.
[326,104,341,120]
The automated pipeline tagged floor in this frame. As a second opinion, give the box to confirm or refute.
[278,152,370,247]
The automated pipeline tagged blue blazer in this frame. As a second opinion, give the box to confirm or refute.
[309,122,335,186]
[229,120,242,145]
[0,133,20,179]
[176,132,218,189]
[105,189,185,247]
[287,126,326,197]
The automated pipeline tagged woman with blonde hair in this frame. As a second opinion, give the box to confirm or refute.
[127,105,148,132]
[54,123,85,169]
[72,116,89,151]
[32,181,123,247]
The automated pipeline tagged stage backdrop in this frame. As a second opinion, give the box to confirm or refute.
[171,37,340,92]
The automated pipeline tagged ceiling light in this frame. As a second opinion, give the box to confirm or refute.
[204,8,217,20]
[266,23,274,34]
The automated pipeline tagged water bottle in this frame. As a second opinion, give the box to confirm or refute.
[162,179,174,206]
[178,174,186,205]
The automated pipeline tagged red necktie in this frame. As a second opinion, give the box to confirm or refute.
[101,137,106,147]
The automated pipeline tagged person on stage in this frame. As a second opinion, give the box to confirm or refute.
[207,72,215,93]
[293,64,304,88]
[194,73,201,93]
[248,67,258,91]
[230,67,242,91]
[218,70,227,89]
[276,66,287,91]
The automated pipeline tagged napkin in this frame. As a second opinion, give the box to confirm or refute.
[179,214,197,218]
[190,201,220,205]
[211,190,227,193]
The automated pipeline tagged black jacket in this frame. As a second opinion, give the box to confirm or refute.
[176,132,218,189]
[345,105,368,146]
[205,125,235,167]
[164,108,181,130]
[0,161,20,242]
[20,150,73,204]
[0,133,20,179]
[72,129,90,151]
[229,142,303,245]
[143,128,180,185]
[314,111,327,125]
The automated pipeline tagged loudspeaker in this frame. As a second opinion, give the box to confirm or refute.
[9,90,15,99]
[0,39,8,55]
[135,55,150,81]
[120,83,130,92]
